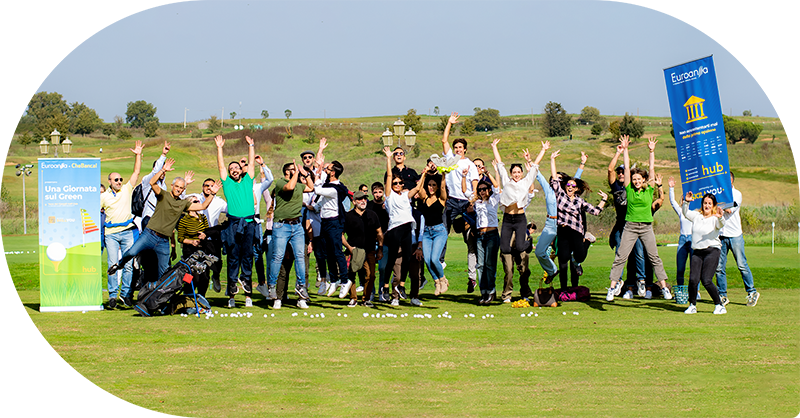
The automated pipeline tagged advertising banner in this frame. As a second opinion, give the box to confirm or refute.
[38,158,102,312]
[663,55,733,209]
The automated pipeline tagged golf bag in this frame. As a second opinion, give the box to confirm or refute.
[134,250,219,317]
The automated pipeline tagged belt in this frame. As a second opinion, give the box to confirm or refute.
[150,229,169,239]
[548,215,557,219]
[278,217,301,225]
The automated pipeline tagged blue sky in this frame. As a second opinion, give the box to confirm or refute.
[17,1,786,122]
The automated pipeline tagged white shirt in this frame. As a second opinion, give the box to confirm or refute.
[683,201,725,250]
[199,193,227,227]
[386,190,415,231]
[496,161,538,212]
[669,187,693,236]
[253,164,275,218]
[444,150,479,201]
[474,191,501,229]
[314,178,344,220]
[303,191,322,237]
[141,155,167,219]
[719,187,743,237]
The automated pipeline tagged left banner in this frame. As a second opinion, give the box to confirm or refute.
[38,158,102,312]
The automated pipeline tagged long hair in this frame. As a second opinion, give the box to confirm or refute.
[476,180,493,200]
[698,193,718,214]
[557,174,592,196]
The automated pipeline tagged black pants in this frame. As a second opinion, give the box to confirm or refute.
[556,225,590,289]
[384,223,416,298]
[181,242,213,297]
[689,247,722,305]
[500,213,528,254]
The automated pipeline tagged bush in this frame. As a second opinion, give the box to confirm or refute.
[191,130,202,138]
[618,113,644,138]
[117,128,132,140]
[473,108,501,132]
[461,118,476,136]
[590,124,603,136]
[144,120,159,138]
[541,102,571,137]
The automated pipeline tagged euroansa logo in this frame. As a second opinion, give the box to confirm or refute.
[670,65,709,85]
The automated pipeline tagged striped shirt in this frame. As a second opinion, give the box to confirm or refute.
[176,213,209,244]
[551,178,602,234]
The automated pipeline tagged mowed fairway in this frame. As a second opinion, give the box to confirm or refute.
[8,234,800,417]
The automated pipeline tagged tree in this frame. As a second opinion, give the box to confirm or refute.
[578,106,601,125]
[117,128,132,140]
[69,102,102,135]
[17,132,36,149]
[541,101,571,137]
[285,109,292,119]
[461,118,476,136]
[403,109,422,134]
[125,100,157,128]
[743,110,752,117]
[590,123,603,136]
[114,115,125,131]
[230,111,237,120]
[435,116,449,134]
[144,119,159,138]
[723,115,763,144]
[433,106,440,116]
[261,110,269,119]
[473,108,501,131]
[102,124,115,137]
[208,115,220,132]
[24,91,70,139]
[618,113,644,138]
[609,120,621,138]
[473,107,481,114]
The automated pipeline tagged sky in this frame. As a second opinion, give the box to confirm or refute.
[20,0,783,123]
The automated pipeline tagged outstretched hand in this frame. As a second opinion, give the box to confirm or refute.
[245,135,254,146]
[684,191,694,202]
[163,158,176,172]
[550,150,560,160]
[209,180,222,195]
[319,137,328,152]
[491,137,501,148]
[668,176,676,188]
[162,141,171,155]
[648,137,658,152]
[184,170,195,185]
[130,140,144,155]
[254,155,264,166]
[714,206,724,218]
[383,146,393,158]
[580,151,588,165]
[522,148,531,163]
[448,112,459,125]
[597,190,608,200]
[214,135,225,148]
[619,135,630,149]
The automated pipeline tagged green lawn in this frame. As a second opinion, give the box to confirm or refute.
[6,234,800,417]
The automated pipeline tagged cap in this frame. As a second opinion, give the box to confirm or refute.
[300,150,315,158]
[353,190,368,200]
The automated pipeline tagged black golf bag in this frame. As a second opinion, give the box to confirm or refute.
[134,251,219,317]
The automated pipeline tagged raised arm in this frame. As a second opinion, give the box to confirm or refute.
[620,135,631,187]
[461,167,469,195]
[647,137,657,187]
[188,181,222,212]
[550,149,560,181]
[255,155,274,192]
[652,174,664,211]
[245,135,256,179]
[575,151,587,179]
[383,146,395,197]
[533,141,549,167]
[438,172,447,203]
[488,160,501,190]
[668,176,682,216]
[442,112,458,156]
[128,140,144,186]
[315,137,328,170]
[490,137,503,165]
[150,158,175,195]
[283,159,300,192]
[608,143,623,186]
[415,170,429,199]
[214,135,227,180]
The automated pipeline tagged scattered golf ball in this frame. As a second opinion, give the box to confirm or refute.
[363,313,369,317]
[535,313,538,317]
[521,313,525,317]
[271,313,275,317]
[264,314,268,318]
[562,312,567,315]
[82,311,86,314]
[573,312,579,315]
[343,314,347,317]
[469,313,475,318]
[338,313,342,317]
[464,314,468,318]
[438,314,442,318]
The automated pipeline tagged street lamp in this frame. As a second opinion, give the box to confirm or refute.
[15,164,34,234]
[381,118,417,148]
[39,130,72,157]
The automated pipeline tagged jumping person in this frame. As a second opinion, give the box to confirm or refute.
[668,176,694,300]
[605,136,672,302]
[466,168,501,305]
[682,192,727,314]
[415,166,449,295]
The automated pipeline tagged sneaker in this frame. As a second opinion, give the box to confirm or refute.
[120,296,133,308]
[486,292,496,304]
[419,278,428,291]
[317,281,328,296]
[227,298,235,308]
[326,282,339,297]
[390,298,399,306]
[622,290,633,299]
[574,263,583,276]
[256,283,269,298]
[441,262,447,270]
[245,297,253,308]
[503,297,511,303]
[363,300,375,308]
[297,299,309,309]
[273,299,282,310]
[434,280,441,296]
[395,285,407,300]
[644,290,652,300]
[411,298,422,306]
[212,275,221,293]
[637,280,646,297]
[684,304,697,314]
[661,287,672,300]
[356,285,364,293]
[713,304,727,315]
[467,279,476,293]
[107,298,117,310]
[268,285,277,300]
[478,295,488,305]
[378,288,390,302]
[347,299,357,308]
[339,280,353,299]
[720,295,729,306]
[107,264,120,275]
[606,287,615,302]
[747,291,760,307]
[315,272,322,288]
[295,285,310,300]
[584,232,596,244]
[237,278,252,294]
[613,280,624,296]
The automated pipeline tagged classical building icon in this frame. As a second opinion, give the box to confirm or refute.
[683,95,708,124]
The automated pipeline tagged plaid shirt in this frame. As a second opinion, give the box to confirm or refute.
[552,178,603,234]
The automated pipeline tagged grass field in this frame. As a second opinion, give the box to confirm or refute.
[6,234,800,417]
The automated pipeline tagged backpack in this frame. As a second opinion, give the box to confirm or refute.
[557,286,591,302]
[131,183,153,218]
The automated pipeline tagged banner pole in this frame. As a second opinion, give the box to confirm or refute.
[772,222,775,254]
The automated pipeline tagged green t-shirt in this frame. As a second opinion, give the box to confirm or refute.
[272,177,305,221]
[222,173,255,219]
[148,188,193,236]
[625,183,655,223]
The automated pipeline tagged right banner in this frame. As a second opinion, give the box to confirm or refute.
[663,55,733,209]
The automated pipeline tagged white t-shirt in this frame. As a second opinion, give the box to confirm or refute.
[683,201,725,250]
[719,187,743,237]
[444,150,479,201]
[386,190,415,231]
[474,191,501,229]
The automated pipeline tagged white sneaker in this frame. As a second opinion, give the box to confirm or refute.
[267,285,277,300]
[746,291,760,307]
[713,304,727,315]
[317,281,328,296]
[637,280,646,297]
[256,284,269,298]
[326,282,339,297]
[684,304,697,314]
[347,299,357,308]
[411,298,422,306]
[273,299,282,310]
[441,262,447,270]
[644,290,652,300]
[606,287,615,302]
[390,298,399,306]
[339,280,353,299]
[502,298,511,303]
[245,297,253,307]
[613,280,624,296]
[661,287,673,300]
[297,299,309,309]
[622,290,633,299]
[356,285,364,293]
[227,298,236,308]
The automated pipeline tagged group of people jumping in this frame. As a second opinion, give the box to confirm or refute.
[100,112,760,314]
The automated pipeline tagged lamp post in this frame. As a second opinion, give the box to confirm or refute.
[15,164,34,234]
[39,130,72,158]
[381,118,417,148]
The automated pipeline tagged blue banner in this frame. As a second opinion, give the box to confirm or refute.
[664,55,733,209]
[38,158,102,312]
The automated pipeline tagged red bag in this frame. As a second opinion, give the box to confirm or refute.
[557,286,590,302]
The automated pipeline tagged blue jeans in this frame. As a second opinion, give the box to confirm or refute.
[476,230,500,295]
[612,226,645,281]
[105,228,136,299]
[534,218,558,276]
[715,234,756,296]
[377,244,390,295]
[422,223,448,281]
[269,221,306,288]
[676,234,693,285]
[118,228,171,284]
[321,218,348,284]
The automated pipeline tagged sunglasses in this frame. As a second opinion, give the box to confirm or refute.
[394,152,405,156]
[112,178,123,182]
[392,181,403,185]
[355,197,368,201]
[478,188,490,192]
[302,155,314,159]
[566,182,578,187]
